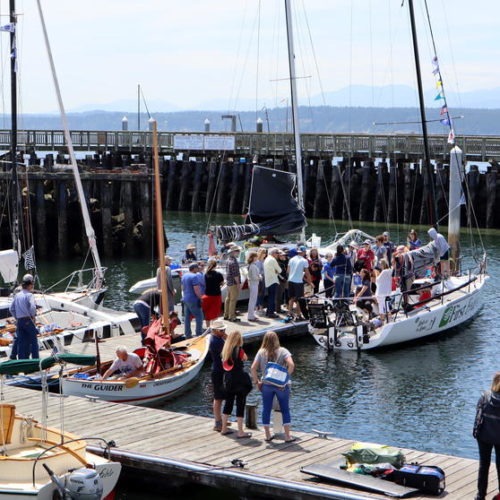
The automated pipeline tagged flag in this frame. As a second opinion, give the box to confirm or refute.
[436,80,442,89]
[447,129,455,144]
[440,118,451,126]
[459,193,466,205]
[23,246,36,271]
[0,23,15,33]
[432,67,439,75]
[434,93,444,101]
[440,105,448,115]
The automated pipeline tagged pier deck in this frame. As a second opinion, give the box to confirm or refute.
[1,384,494,499]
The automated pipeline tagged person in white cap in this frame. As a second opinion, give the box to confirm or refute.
[287,246,313,319]
[9,274,39,359]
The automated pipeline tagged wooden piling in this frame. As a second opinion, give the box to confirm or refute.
[485,163,498,228]
[100,180,113,258]
[57,180,68,258]
[190,160,204,212]
[35,179,47,258]
[177,160,193,211]
[121,181,134,253]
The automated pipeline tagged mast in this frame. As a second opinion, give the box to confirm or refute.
[152,121,170,333]
[36,0,104,287]
[407,0,437,226]
[9,0,21,259]
[284,0,305,241]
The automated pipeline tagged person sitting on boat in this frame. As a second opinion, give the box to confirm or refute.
[407,229,422,250]
[353,269,374,317]
[427,227,450,277]
[101,346,144,380]
[183,243,197,264]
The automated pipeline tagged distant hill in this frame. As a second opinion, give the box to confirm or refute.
[12,105,500,136]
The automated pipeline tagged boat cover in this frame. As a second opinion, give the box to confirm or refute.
[214,165,306,242]
[0,353,97,375]
[0,249,18,283]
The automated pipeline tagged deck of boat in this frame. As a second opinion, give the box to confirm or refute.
[1,385,494,499]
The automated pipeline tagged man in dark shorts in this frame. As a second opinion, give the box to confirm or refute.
[209,319,228,431]
[287,246,313,319]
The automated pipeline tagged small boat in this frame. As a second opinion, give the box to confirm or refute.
[61,320,209,406]
[62,123,209,406]
[0,358,121,499]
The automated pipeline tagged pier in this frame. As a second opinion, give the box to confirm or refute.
[1,130,499,259]
[2,384,496,499]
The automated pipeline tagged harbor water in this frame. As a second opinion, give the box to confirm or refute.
[36,213,498,464]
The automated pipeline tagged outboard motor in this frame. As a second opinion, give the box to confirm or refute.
[65,468,103,500]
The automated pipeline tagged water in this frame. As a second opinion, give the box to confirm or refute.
[36,213,499,463]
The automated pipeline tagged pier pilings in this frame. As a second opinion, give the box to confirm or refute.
[0,150,498,259]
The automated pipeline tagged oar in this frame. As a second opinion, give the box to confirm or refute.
[124,377,139,389]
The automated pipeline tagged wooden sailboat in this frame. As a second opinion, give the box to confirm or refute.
[0,357,121,499]
[305,0,488,351]
[61,122,208,405]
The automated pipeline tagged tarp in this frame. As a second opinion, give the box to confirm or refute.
[214,165,306,242]
[408,242,439,278]
[0,353,96,376]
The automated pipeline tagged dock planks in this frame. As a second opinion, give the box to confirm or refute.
[1,385,496,500]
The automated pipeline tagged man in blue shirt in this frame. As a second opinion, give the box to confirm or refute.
[181,262,204,338]
[9,274,39,359]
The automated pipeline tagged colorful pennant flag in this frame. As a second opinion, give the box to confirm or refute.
[434,93,444,101]
[0,23,15,33]
[440,118,451,126]
[440,105,448,115]
[447,129,455,144]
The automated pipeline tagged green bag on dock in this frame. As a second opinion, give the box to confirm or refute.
[343,442,405,468]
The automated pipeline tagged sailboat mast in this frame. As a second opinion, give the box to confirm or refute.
[36,0,104,287]
[9,0,21,258]
[152,120,170,333]
[284,0,305,241]
[407,0,437,226]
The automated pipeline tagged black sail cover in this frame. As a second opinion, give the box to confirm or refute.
[214,165,306,242]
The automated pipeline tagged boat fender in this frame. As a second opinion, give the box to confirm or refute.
[356,325,364,346]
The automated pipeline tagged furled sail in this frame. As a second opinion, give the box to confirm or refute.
[214,165,306,242]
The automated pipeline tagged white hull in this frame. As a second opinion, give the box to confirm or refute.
[310,274,487,351]
[0,405,120,500]
[61,336,208,405]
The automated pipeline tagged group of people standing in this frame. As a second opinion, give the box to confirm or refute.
[209,323,296,443]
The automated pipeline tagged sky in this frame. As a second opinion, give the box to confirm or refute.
[0,0,499,115]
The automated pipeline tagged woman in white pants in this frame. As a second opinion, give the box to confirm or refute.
[246,251,260,321]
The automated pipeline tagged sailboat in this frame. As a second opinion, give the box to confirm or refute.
[60,122,209,406]
[0,356,121,499]
[0,1,137,362]
[304,0,488,351]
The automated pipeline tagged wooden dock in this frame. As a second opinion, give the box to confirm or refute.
[1,384,495,499]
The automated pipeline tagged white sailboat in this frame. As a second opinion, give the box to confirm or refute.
[0,357,121,499]
[0,1,137,363]
[305,0,488,351]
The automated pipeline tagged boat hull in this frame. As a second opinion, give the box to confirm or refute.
[311,275,487,351]
[61,336,208,405]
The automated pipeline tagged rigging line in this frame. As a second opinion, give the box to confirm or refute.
[254,0,261,124]
[320,161,338,235]
[373,115,463,126]
[299,0,326,106]
[422,0,454,140]
[139,87,151,119]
